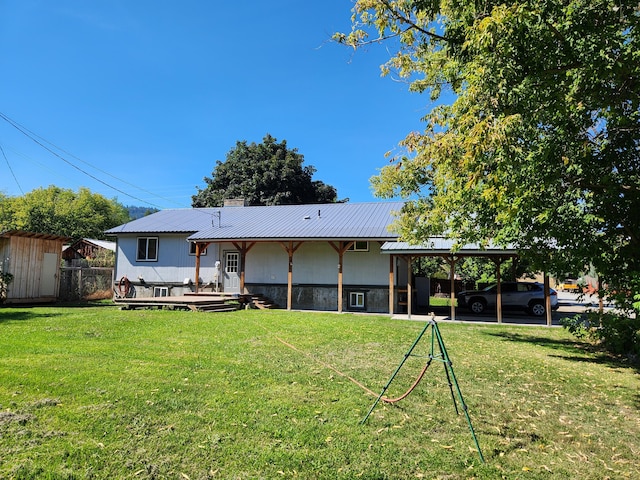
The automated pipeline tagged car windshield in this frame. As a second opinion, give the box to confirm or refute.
[482,284,497,292]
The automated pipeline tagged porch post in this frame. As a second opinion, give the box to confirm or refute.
[279,241,302,311]
[194,243,201,294]
[338,251,344,313]
[388,255,395,314]
[232,241,256,295]
[329,241,354,314]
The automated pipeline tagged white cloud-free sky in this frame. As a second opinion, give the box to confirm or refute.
[1,1,438,208]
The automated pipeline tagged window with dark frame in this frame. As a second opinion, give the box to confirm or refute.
[153,286,168,297]
[347,241,369,252]
[189,243,207,256]
[137,237,158,261]
[349,292,365,309]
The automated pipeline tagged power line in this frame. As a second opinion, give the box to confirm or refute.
[0,111,189,209]
[0,143,24,195]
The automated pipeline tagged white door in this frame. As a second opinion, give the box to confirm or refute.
[223,251,240,293]
[40,253,58,297]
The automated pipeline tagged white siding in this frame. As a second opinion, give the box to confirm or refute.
[245,241,389,286]
[343,241,388,285]
[115,234,223,284]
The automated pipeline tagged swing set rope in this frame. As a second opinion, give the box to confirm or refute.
[273,335,431,404]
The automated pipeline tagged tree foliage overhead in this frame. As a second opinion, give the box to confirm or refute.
[0,186,130,240]
[337,0,640,293]
[192,134,340,207]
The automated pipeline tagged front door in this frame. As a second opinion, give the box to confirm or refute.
[223,251,240,293]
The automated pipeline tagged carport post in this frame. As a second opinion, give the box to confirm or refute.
[445,255,457,321]
[494,257,503,324]
[388,255,395,314]
[406,255,413,320]
[544,273,552,326]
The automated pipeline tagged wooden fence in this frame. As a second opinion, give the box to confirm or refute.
[59,267,114,301]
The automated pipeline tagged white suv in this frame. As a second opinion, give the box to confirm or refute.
[457,282,558,317]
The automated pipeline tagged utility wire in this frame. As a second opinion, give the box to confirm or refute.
[0,142,24,195]
[0,111,187,209]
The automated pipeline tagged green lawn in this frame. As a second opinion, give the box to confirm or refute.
[0,305,638,479]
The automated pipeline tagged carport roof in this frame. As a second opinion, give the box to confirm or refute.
[381,240,518,256]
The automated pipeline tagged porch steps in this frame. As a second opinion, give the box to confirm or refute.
[190,302,240,313]
[250,294,280,310]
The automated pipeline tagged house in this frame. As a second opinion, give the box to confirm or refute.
[62,238,116,266]
[0,230,69,304]
[105,202,407,313]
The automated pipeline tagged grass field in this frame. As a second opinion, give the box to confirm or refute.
[0,304,639,479]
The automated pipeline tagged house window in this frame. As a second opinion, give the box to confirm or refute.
[349,292,366,309]
[347,241,369,252]
[153,286,168,297]
[189,243,207,256]
[137,237,158,261]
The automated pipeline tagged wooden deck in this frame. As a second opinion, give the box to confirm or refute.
[114,292,279,312]
[114,293,251,312]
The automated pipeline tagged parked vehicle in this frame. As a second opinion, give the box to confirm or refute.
[557,279,579,292]
[457,282,558,316]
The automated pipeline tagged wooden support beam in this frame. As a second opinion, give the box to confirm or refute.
[329,241,354,313]
[279,241,303,311]
[544,273,552,326]
[492,257,503,324]
[441,254,459,321]
[406,255,413,320]
[232,241,255,294]
[388,255,395,314]
[193,241,212,294]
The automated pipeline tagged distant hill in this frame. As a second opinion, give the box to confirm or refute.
[127,206,159,220]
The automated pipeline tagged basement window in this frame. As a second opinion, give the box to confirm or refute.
[349,292,366,309]
[153,286,169,297]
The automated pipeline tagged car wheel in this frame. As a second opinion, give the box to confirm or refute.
[469,298,486,314]
[530,301,546,317]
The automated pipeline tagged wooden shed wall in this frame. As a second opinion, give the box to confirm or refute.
[2,235,64,302]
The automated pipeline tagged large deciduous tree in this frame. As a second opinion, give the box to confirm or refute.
[0,186,130,240]
[337,1,640,334]
[192,134,340,207]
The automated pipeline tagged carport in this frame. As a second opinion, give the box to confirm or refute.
[381,240,555,326]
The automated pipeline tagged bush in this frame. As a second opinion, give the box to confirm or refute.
[561,310,640,361]
[0,271,13,303]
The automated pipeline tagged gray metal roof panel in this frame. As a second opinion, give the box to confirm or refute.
[105,202,405,240]
[381,240,517,254]
[188,202,405,241]
[105,208,221,235]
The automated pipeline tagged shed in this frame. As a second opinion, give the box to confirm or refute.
[62,238,116,265]
[0,230,70,304]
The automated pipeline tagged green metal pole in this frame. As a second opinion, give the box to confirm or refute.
[433,322,485,463]
[361,320,432,424]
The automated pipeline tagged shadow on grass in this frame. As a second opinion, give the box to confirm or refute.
[0,307,63,324]
[485,331,640,373]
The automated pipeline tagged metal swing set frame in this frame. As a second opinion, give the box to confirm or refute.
[361,318,485,463]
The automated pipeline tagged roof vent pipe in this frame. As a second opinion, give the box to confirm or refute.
[317,209,321,219]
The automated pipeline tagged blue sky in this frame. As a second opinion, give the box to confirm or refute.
[1,1,435,209]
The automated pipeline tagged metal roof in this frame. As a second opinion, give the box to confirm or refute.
[381,240,517,256]
[105,208,225,235]
[106,202,405,241]
[0,230,71,242]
